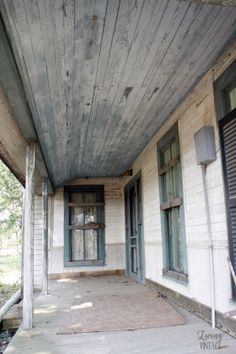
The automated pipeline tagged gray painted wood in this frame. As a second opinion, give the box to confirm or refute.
[4,277,236,354]
[23,142,36,329]
[0,16,53,193]
[1,0,236,187]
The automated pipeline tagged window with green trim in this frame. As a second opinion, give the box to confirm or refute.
[64,186,105,266]
[157,124,188,283]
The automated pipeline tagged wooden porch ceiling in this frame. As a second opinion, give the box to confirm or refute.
[0,1,236,187]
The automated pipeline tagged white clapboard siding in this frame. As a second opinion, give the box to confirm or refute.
[49,178,126,275]
[34,196,43,289]
[123,41,236,314]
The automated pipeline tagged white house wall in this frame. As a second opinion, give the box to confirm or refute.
[33,41,236,316]
[124,40,236,315]
[33,196,43,289]
[48,178,125,275]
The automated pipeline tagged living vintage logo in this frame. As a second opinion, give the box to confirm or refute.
[197,330,225,350]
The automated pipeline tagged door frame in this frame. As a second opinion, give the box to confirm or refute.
[124,171,145,283]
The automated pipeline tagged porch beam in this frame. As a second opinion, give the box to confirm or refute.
[42,177,49,296]
[23,142,36,329]
[0,17,53,194]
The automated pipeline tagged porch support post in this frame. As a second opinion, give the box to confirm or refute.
[42,177,48,295]
[23,142,36,329]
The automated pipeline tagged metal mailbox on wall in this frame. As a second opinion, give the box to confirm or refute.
[194,126,216,166]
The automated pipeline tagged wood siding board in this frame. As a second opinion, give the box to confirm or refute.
[141,4,220,126]
[98,1,191,175]
[37,0,69,184]
[83,0,145,176]
[0,12,53,192]
[71,0,108,178]
[2,0,59,181]
[150,5,235,128]
[90,0,159,167]
[110,3,219,162]
[22,0,61,181]
[80,0,120,176]
[1,1,236,184]
[0,18,35,139]
[96,2,186,175]
[118,4,229,156]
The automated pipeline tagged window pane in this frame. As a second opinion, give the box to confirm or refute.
[71,192,84,203]
[85,192,97,224]
[71,207,84,225]
[84,230,98,260]
[70,193,84,225]
[229,87,236,111]
[170,208,182,272]
[85,207,97,224]
[171,141,178,159]
[71,230,84,261]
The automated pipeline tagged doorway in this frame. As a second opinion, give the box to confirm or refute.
[125,173,145,282]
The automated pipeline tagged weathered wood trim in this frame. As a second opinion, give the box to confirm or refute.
[42,177,48,295]
[67,223,105,231]
[0,17,53,194]
[0,142,25,186]
[181,0,236,6]
[159,156,180,176]
[162,268,188,283]
[68,202,104,207]
[145,279,236,338]
[160,197,182,211]
[49,269,125,280]
[64,259,105,267]
[23,142,36,329]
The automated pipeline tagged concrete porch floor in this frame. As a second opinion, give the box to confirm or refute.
[5,276,236,354]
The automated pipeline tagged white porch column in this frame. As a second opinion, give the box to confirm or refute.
[42,177,48,295]
[23,142,36,329]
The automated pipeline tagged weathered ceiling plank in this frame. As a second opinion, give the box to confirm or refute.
[95,2,236,175]
[70,0,108,181]
[0,12,53,193]
[12,0,60,178]
[124,4,236,158]
[90,0,167,173]
[79,0,120,177]
[0,0,235,186]
[79,0,145,177]
[96,0,191,174]
[37,0,71,184]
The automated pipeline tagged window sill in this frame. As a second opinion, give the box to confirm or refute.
[162,269,188,284]
[64,260,105,267]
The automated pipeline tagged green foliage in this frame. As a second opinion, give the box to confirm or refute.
[0,160,23,237]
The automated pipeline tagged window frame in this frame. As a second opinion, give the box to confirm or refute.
[157,123,188,284]
[64,185,105,267]
[214,60,236,120]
